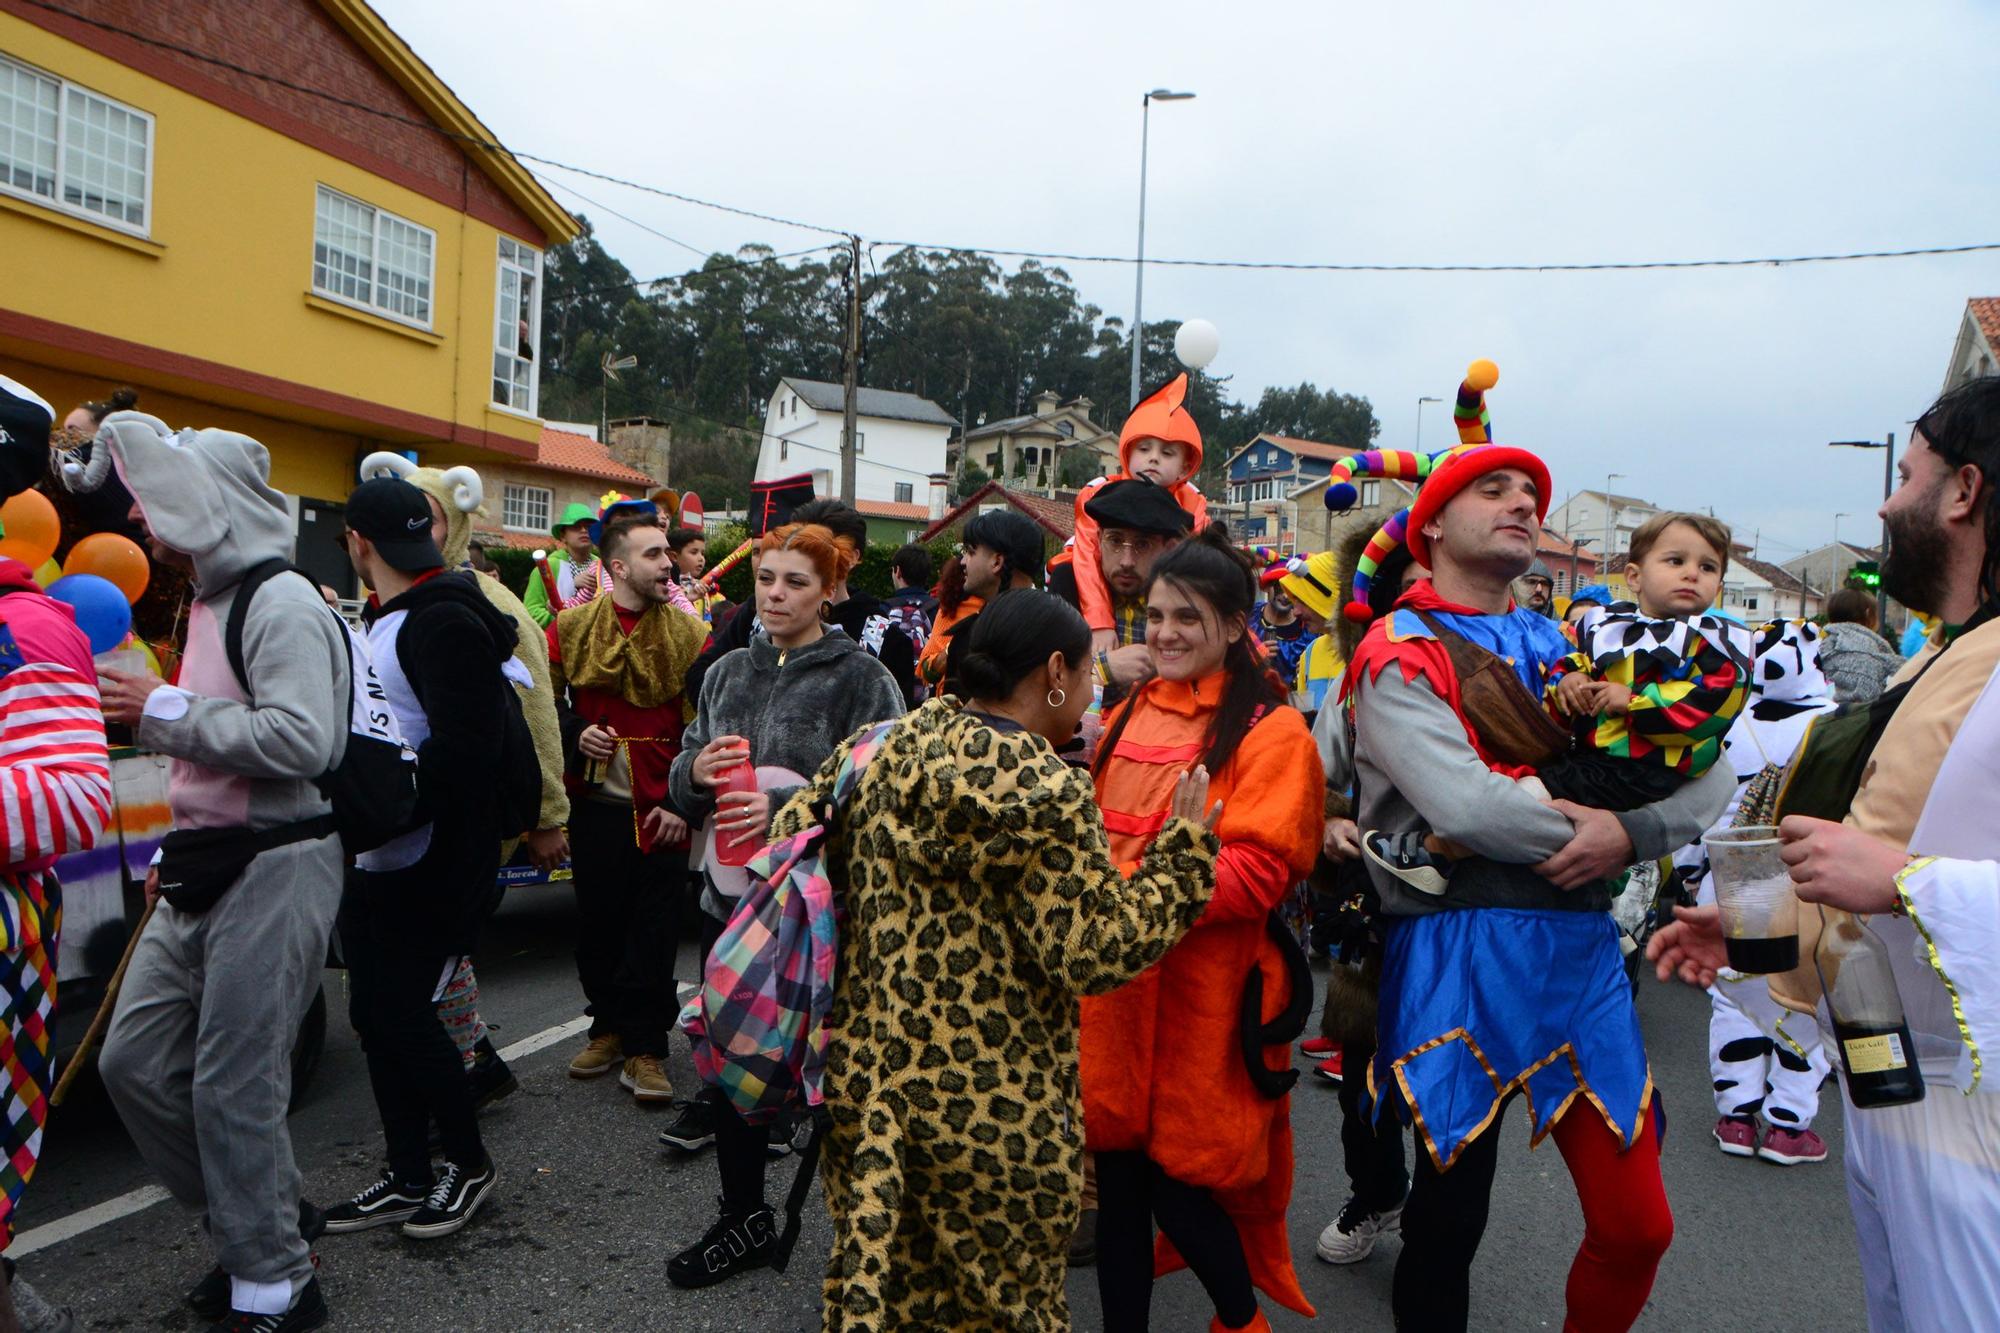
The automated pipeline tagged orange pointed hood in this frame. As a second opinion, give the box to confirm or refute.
[1119,373,1204,476]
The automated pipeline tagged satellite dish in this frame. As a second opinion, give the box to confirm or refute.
[601,351,638,382]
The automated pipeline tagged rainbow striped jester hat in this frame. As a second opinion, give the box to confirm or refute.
[1320,359,1500,622]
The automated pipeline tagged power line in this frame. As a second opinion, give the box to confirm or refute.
[548,244,845,305]
[22,0,2000,278]
[872,238,2000,275]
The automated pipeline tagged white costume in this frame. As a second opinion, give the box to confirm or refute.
[1819,628,2000,1332]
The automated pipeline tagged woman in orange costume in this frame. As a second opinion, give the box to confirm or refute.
[1080,525,1325,1332]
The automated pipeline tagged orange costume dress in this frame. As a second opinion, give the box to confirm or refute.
[1079,671,1324,1318]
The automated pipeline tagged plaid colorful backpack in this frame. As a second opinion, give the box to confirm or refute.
[677,716,898,1266]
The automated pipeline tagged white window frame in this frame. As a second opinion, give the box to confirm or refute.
[0,54,154,236]
[311,184,436,329]
[1359,479,1381,507]
[492,235,543,414]
[501,482,552,534]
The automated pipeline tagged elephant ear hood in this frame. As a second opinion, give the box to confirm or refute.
[96,412,293,593]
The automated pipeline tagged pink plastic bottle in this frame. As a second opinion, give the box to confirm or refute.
[714,746,761,867]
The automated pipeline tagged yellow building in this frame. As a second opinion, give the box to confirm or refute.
[0,0,578,590]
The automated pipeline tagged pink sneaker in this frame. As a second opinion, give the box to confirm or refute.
[1301,1035,1337,1058]
[1713,1116,1758,1157]
[1757,1126,1828,1165]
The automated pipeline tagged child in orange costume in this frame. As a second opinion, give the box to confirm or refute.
[1074,372,1210,654]
[1079,527,1324,1332]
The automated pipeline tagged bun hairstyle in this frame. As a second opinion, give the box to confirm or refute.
[954,590,1091,701]
[1097,521,1285,778]
[760,522,859,592]
[81,386,139,425]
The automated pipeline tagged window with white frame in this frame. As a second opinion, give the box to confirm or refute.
[501,483,551,533]
[492,236,541,412]
[312,185,434,326]
[1360,479,1381,507]
[0,55,152,233]
[894,482,913,504]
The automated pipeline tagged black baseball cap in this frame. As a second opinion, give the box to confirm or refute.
[346,477,443,571]
[1084,477,1194,539]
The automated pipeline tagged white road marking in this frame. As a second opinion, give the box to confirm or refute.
[12,1184,168,1257]
[496,1015,590,1062]
[25,1011,613,1256]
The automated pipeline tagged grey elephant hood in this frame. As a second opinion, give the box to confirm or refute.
[93,411,295,594]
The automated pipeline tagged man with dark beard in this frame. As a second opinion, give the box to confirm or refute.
[1651,374,2000,1332]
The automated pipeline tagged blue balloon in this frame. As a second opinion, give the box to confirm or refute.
[46,573,132,655]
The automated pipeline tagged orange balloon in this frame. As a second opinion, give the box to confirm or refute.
[0,490,60,569]
[63,532,150,604]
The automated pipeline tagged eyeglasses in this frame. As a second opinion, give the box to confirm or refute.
[1104,534,1168,556]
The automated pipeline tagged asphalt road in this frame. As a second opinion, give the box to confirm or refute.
[31,886,1867,1331]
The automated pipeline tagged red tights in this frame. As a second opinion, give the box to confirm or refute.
[1392,1100,1673,1332]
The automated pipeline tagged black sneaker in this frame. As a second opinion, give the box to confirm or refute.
[401,1156,497,1239]
[467,1042,519,1111]
[1066,1207,1098,1267]
[207,1276,327,1332]
[666,1201,776,1288]
[189,1203,323,1318]
[658,1098,717,1152]
[321,1169,432,1234]
[766,1111,803,1160]
[1363,830,1452,896]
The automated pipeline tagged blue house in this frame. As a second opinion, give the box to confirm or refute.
[1222,433,1369,547]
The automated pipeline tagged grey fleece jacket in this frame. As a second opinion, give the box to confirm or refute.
[96,412,348,832]
[1328,667,1733,918]
[670,629,905,845]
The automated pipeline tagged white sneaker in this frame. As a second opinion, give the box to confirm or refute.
[1316,1192,1406,1265]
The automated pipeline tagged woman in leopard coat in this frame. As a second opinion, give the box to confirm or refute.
[770,591,1221,1332]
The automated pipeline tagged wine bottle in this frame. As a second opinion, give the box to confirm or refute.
[1813,905,1925,1109]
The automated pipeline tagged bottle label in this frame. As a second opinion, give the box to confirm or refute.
[1844,1031,1909,1074]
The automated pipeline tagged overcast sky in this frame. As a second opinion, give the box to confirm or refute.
[378,0,2000,562]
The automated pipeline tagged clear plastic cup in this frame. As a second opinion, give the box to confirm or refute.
[1702,825,1799,973]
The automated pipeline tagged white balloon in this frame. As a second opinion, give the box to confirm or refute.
[1175,319,1220,371]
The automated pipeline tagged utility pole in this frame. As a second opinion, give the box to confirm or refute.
[840,234,862,505]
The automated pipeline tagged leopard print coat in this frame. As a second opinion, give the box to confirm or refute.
[769,698,1219,1332]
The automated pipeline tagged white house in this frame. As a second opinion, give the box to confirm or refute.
[1945,298,2000,387]
[1548,489,1664,567]
[1727,556,1823,622]
[757,378,955,509]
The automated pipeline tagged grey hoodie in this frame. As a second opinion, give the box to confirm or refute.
[670,629,905,836]
[95,412,348,832]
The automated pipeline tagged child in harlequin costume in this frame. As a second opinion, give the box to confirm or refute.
[1332,367,1736,1330]
[1369,507,1751,895]
[1249,558,1316,685]
[1073,325,1213,654]
[1079,527,1324,1333]
[1275,549,1345,718]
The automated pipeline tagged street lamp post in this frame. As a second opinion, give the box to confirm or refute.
[1833,512,1850,550]
[1414,396,1442,451]
[1829,432,1896,627]
[1130,88,1195,410]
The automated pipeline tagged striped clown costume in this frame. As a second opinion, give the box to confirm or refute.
[0,556,113,1251]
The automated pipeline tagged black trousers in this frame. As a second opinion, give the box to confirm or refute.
[1340,1037,1408,1211]
[569,798,684,1057]
[1538,750,1684,813]
[1095,1150,1256,1332]
[342,879,481,1186]
[1391,1102,1506,1331]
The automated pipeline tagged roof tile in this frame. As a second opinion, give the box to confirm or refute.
[535,427,656,487]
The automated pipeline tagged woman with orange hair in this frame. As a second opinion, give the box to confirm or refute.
[1081,525,1325,1332]
[664,523,907,1288]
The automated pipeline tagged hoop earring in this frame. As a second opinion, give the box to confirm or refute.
[1046,688,1067,708]
[819,600,834,622]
